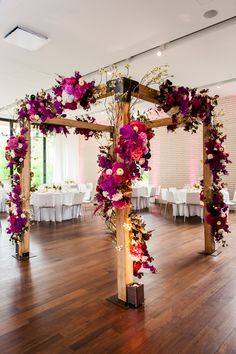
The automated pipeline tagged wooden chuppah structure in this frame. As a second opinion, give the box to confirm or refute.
[19,78,216,303]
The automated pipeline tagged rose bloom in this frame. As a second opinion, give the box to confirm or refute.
[131,148,144,161]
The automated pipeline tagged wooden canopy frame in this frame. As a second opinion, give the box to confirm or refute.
[19,78,215,303]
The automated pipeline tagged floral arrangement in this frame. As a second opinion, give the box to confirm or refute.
[204,122,231,244]
[17,72,97,131]
[6,174,29,242]
[95,118,155,277]
[53,71,96,111]
[36,124,69,136]
[156,79,218,133]
[18,91,59,123]
[5,128,29,242]
[96,120,154,211]
[74,115,102,140]
[128,212,156,278]
[5,128,28,171]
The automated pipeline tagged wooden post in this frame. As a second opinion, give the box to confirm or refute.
[18,120,31,257]
[203,124,215,254]
[115,101,133,302]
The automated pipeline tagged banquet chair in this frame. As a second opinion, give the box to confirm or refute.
[131,187,142,211]
[168,187,177,192]
[33,194,56,222]
[143,185,156,212]
[229,189,236,212]
[73,192,85,218]
[184,192,203,222]
[165,191,184,221]
[82,183,94,215]
[159,188,168,213]
[62,192,74,220]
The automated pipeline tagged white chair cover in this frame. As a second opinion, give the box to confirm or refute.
[73,192,85,218]
[184,192,203,220]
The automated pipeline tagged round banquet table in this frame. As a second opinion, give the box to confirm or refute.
[31,191,85,222]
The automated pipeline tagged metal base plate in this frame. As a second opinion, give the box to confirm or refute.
[106,294,130,309]
[12,253,37,260]
[198,250,222,257]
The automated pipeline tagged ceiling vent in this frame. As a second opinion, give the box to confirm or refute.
[4,26,48,51]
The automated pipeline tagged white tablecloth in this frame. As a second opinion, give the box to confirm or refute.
[31,191,85,222]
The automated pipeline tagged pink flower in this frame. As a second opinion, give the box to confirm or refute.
[131,147,144,161]
[112,200,128,209]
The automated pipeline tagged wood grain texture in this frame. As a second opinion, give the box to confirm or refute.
[44,118,113,132]
[19,121,31,256]
[203,124,215,254]
[0,208,236,353]
[115,101,133,302]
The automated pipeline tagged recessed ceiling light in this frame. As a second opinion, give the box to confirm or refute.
[216,85,221,89]
[203,9,218,18]
[107,71,112,76]
[4,26,48,51]
[156,50,162,57]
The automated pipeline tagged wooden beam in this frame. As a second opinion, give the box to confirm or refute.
[115,102,133,302]
[145,117,173,129]
[203,124,215,254]
[44,118,113,132]
[132,84,160,105]
[19,120,31,257]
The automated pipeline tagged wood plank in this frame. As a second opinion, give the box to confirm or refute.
[145,117,173,129]
[115,101,133,302]
[1,210,236,353]
[203,124,215,254]
[132,84,160,105]
[44,118,113,132]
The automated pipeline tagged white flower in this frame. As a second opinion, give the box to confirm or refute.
[19,158,23,162]
[142,256,148,262]
[116,168,124,176]
[218,229,224,234]
[216,139,221,144]
[62,91,74,103]
[102,191,109,197]
[34,114,40,121]
[214,148,218,151]
[217,221,221,226]
[10,151,15,158]
[133,126,139,132]
[26,103,31,110]
[79,79,85,86]
[57,96,62,102]
[18,143,23,149]
[106,169,113,175]
[221,212,226,218]
[112,191,123,201]
[208,154,213,159]
[21,213,26,218]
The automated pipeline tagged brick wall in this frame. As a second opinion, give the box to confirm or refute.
[149,95,236,198]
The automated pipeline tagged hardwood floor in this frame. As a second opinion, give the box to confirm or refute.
[0,207,236,354]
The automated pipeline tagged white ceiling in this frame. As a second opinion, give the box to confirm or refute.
[0,0,236,118]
